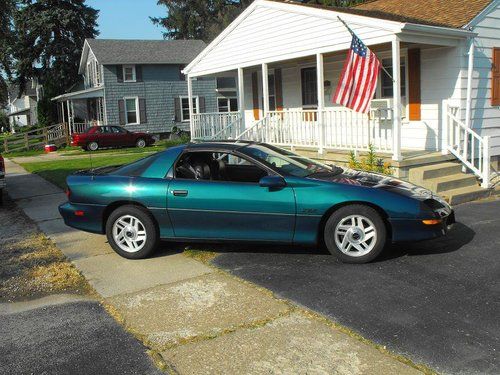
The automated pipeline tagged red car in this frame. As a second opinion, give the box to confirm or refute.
[71,126,155,151]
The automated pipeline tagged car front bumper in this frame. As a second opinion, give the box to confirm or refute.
[59,201,105,234]
[389,209,455,243]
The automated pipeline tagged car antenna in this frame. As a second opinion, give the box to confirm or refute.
[88,146,94,170]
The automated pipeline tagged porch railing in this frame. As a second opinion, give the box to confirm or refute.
[191,112,242,140]
[71,122,90,134]
[237,108,393,153]
[445,103,491,188]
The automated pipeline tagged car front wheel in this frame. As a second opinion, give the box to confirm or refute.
[324,205,386,263]
[106,205,159,259]
[136,138,146,148]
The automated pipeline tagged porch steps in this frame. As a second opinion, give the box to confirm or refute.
[408,162,491,205]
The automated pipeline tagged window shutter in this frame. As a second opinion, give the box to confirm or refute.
[408,49,421,121]
[252,71,260,120]
[136,65,143,82]
[492,48,500,106]
[179,65,185,81]
[275,68,283,111]
[116,65,123,83]
[139,98,147,123]
[198,97,205,113]
[174,97,181,122]
[118,100,126,125]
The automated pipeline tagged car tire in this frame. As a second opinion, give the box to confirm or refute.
[323,204,386,264]
[87,141,99,151]
[136,138,146,148]
[106,205,159,259]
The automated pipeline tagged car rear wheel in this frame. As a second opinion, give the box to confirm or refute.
[87,141,99,151]
[106,205,159,259]
[324,205,386,263]
[136,138,146,148]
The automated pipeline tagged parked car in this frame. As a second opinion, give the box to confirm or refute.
[0,154,5,205]
[59,141,455,263]
[71,126,155,151]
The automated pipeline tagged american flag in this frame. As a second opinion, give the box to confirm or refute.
[333,33,381,114]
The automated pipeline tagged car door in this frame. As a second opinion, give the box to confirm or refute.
[167,151,296,242]
[97,126,113,147]
[110,126,131,147]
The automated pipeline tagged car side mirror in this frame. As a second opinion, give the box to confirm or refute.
[259,175,286,189]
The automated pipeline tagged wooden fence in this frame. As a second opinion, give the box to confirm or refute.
[2,123,70,153]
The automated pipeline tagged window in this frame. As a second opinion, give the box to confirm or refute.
[241,144,333,178]
[175,151,268,183]
[216,77,236,90]
[381,58,406,98]
[301,67,317,107]
[217,97,238,112]
[124,97,139,124]
[180,96,198,121]
[123,65,136,82]
[95,60,101,85]
[111,126,127,133]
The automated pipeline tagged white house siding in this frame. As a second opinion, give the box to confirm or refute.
[463,2,500,157]
[190,2,398,76]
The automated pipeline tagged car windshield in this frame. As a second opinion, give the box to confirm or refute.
[240,144,339,178]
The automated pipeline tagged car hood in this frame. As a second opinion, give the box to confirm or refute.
[309,168,436,201]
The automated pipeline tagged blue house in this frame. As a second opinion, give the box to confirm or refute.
[52,39,222,135]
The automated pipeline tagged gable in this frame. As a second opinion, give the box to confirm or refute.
[186,1,401,76]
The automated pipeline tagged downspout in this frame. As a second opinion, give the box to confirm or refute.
[463,37,474,172]
[465,37,475,130]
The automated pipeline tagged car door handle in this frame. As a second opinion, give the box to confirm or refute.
[172,190,188,197]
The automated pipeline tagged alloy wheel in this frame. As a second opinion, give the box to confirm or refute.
[112,215,147,253]
[334,215,377,257]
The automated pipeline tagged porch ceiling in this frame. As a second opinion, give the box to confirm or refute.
[184,0,474,77]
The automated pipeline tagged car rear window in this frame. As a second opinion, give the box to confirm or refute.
[113,153,162,177]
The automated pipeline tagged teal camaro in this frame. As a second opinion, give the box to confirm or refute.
[59,141,455,263]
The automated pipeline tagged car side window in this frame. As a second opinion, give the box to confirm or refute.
[111,126,126,133]
[175,151,268,183]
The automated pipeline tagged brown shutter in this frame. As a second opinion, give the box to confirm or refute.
[252,71,260,120]
[198,97,205,113]
[408,49,421,121]
[116,65,123,83]
[136,65,143,82]
[492,48,500,106]
[179,65,185,81]
[275,68,283,111]
[139,98,147,123]
[118,100,126,125]
[174,97,181,122]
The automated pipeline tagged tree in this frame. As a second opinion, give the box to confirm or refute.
[152,0,366,42]
[12,0,99,94]
[0,0,16,108]
[152,0,253,41]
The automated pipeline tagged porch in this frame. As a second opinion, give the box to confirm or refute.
[52,86,105,134]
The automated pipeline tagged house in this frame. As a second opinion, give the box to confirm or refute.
[183,0,500,201]
[7,79,43,131]
[52,39,224,135]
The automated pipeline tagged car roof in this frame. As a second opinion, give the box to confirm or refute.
[185,140,257,152]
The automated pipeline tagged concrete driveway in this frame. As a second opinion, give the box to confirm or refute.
[213,200,500,375]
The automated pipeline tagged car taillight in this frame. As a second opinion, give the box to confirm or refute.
[65,187,71,199]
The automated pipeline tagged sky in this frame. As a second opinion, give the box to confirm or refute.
[86,0,165,40]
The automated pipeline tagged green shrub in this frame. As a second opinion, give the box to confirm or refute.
[348,144,393,175]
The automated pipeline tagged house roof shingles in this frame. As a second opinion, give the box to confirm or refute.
[353,0,493,28]
[86,39,207,65]
[270,0,493,29]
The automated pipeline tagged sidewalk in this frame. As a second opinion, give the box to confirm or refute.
[5,158,423,374]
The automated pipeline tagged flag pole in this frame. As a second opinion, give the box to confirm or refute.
[337,16,394,82]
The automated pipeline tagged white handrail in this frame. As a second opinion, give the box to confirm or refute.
[445,103,490,188]
[192,112,241,140]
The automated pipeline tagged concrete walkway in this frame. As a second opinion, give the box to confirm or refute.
[5,158,424,374]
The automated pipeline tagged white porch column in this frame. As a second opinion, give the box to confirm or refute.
[464,38,475,171]
[61,101,66,125]
[316,53,325,154]
[66,100,72,136]
[262,63,269,116]
[391,37,402,161]
[237,67,246,133]
[187,75,194,138]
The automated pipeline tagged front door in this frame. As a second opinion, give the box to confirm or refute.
[167,151,296,242]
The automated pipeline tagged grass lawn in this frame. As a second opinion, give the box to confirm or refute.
[19,153,149,189]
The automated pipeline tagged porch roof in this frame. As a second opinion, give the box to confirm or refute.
[183,0,475,77]
[51,86,104,102]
